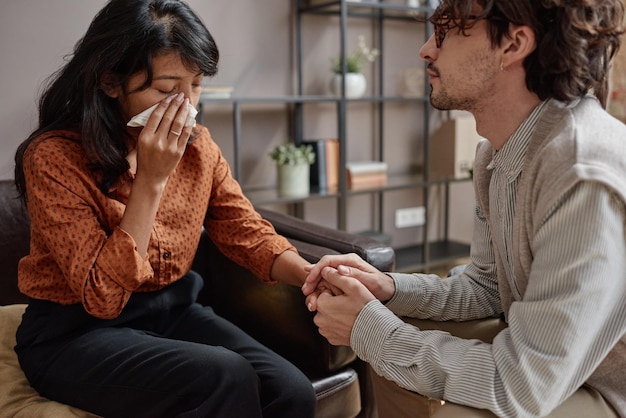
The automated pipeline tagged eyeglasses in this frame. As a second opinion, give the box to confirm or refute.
[433,15,480,49]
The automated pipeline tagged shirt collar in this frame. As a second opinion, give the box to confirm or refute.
[489,100,549,182]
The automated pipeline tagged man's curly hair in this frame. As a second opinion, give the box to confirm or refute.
[428,0,625,107]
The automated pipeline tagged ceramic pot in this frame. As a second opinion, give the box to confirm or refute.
[277,164,310,197]
[330,73,367,99]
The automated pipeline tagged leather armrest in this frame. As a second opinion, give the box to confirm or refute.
[192,209,395,376]
[0,183,30,306]
[192,233,355,376]
[256,208,396,272]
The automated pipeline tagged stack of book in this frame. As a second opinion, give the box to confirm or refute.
[303,139,340,192]
[346,161,388,190]
[200,84,234,99]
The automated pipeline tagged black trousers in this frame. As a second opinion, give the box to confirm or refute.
[15,271,316,418]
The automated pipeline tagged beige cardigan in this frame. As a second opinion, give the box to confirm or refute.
[473,96,626,416]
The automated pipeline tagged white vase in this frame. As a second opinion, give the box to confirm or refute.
[277,164,310,197]
[330,73,367,99]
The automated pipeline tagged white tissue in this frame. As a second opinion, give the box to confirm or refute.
[126,103,198,128]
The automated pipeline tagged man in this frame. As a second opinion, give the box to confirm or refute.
[301,1,626,417]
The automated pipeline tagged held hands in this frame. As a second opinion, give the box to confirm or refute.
[308,264,376,346]
[302,253,395,311]
[302,254,396,346]
[136,93,192,184]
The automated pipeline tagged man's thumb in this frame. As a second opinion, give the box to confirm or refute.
[323,266,359,293]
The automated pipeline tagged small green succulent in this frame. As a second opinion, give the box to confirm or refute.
[269,143,315,166]
[331,35,380,74]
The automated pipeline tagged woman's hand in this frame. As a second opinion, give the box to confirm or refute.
[120,93,192,257]
[312,266,376,346]
[135,92,192,184]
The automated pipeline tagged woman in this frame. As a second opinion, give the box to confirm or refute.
[13,1,316,417]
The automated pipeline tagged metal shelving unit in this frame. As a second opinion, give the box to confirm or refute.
[198,0,471,272]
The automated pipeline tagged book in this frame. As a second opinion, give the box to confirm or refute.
[345,160,388,175]
[325,139,339,191]
[200,84,234,99]
[346,160,388,190]
[347,170,387,190]
[303,140,327,191]
[303,139,339,192]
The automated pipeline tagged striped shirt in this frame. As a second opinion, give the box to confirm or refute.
[351,98,626,417]
[487,101,548,302]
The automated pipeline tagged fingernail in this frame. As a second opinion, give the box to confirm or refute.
[307,303,313,311]
[175,92,184,102]
[165,94,176,104]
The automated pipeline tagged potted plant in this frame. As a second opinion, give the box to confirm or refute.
[330,35,379,98]
[269,143,315,197]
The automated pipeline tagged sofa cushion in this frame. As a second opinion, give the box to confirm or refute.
[0,304,98,418]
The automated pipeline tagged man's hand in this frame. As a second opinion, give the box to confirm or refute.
[312,266,376,346]
[302,253,395,311]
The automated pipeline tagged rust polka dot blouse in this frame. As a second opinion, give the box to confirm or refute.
[18,126,295,319]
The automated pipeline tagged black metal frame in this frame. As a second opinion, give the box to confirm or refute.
[197,1,472,272]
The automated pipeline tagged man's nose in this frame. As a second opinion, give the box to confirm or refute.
[419,34,438,62]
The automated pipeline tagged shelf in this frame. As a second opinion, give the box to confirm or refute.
[198,94,429,105]
[201,0,472,268]
[200,95,335,104]
[346,174,471,195]
[394,240,471,273]
[243,186,339,206]
[242,175,471,206]
[299,0,432,20]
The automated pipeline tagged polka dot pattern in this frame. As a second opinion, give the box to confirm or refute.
[18,127,294,319]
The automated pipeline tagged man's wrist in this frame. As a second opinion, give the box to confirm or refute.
[379,273,396,304]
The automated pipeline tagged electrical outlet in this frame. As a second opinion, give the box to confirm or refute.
[395,206,425,228]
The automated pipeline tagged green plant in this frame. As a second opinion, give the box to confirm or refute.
[269,143,315,166]
[331,35,380,74]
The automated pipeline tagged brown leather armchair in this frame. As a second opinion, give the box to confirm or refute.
[0,179,395,417]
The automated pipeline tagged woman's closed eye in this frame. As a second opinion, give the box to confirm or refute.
[157,88,176,95]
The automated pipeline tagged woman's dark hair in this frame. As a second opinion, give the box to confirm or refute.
[428,0,624,107]
[15,0,219,201]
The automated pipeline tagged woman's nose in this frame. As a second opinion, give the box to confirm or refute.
[181,85,195,98]
[180,85,200,106]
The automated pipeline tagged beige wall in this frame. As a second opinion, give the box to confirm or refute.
[0,1,475,247]
[5,2,624,256]
[0,0,295,179]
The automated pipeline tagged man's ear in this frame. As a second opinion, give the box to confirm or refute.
[501,24,536,69]
[99,72,122,98]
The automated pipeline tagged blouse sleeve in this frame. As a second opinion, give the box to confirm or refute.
[22,136,153,318]
[201,137,295,282]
